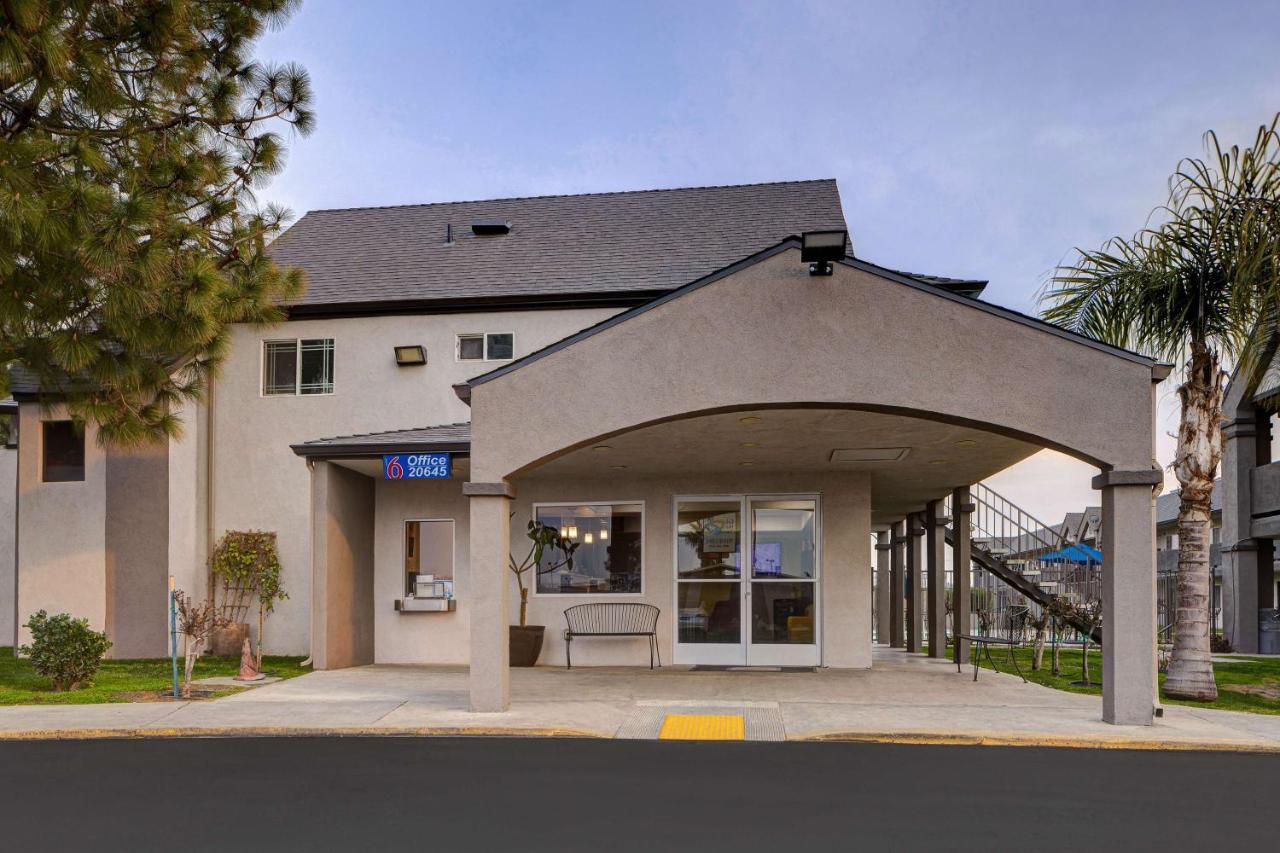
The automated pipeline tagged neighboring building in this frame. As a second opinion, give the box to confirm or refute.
[1221,348,1280,652]
[7,178,1165,724]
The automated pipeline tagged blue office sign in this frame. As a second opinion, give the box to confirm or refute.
[383,453,451,480]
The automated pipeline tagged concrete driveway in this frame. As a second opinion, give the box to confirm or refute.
[2,647,1279,748]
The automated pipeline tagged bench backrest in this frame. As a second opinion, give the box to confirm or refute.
[564,603,660,634]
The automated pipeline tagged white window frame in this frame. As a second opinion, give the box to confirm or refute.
[455,331,515,362]
[529,500,646,597]
[260,338,335,397]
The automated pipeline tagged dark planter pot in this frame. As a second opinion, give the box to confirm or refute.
[509,625,546,667]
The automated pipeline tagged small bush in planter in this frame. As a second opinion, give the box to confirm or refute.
[21,610,112,691]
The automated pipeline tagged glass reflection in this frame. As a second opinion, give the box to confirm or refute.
[678,582,740,644]
[751,582,816,644]
[676,501,741,579]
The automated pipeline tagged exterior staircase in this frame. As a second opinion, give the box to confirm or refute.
[946,483,1103,643]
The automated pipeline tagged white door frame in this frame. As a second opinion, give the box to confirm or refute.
[672,494,821,666]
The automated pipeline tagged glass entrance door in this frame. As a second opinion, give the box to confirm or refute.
[674,496,820,666]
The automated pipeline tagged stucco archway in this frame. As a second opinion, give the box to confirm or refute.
[461,241,1163,725]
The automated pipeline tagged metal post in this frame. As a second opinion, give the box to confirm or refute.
[906,514,925,653]
[952,486,973,664]
[169,575,179,699]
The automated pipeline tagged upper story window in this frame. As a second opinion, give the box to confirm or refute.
[42,420,84,482]
[456,332,514,362]
[263,339,334,396]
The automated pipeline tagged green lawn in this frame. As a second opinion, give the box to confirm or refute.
[930,642,1280,715]
[0,647,311,705]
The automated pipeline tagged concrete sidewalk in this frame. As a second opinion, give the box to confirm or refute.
[2,647,1278,750]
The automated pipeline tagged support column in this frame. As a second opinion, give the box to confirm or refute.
[1221,411,1270,652]
[906,514,924,654]
[466,483,512,712]
[889,520,905,648]
[951,486,973,664]
[926,500,948,658]
[1094,469,1161,725]
[875,532,892,644]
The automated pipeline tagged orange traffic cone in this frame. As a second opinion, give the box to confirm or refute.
[233,636,266,682]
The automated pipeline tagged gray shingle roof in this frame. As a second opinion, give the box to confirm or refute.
[291,423,471,457]
[268,179,849,312]
[1156,480,1221,526]
[882,270,987,296]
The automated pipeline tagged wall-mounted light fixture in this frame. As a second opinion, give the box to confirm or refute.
[394,345,427,366]
[801,229,848,276]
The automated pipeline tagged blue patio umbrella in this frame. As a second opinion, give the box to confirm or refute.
[1040,543,1102,564]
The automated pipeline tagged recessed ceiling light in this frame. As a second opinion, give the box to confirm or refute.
[954,439,978,448]
[740,441,761,448]
[738,460,756,466]
[739,416,762,425]
[930,459,949,465]
[610,464,627,470]
[830,447,910,462]
[592,445,612,452]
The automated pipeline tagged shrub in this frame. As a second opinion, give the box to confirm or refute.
[21,611,112,691]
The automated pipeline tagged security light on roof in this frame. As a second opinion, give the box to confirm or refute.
[801,229,848,276]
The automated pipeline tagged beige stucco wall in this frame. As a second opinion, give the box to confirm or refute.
[213,307,618,654]
[374,477,470,664]
[311,461,376,669]
[104,442,169,658]
[166,399,207,651]
[367,470,872,668]
[16,404,108,646]
[0,445,16,646]
[470,249,1157,482]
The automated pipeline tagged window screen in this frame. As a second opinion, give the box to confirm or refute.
[263,340,299,395]
[299,339,335,394]
[457,334,485,360]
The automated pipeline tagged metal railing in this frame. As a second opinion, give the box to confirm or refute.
[872,482,1211,648]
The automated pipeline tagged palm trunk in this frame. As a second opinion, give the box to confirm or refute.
[1163,340,1222,701]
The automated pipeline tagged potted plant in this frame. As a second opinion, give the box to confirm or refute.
[508,520,578,667]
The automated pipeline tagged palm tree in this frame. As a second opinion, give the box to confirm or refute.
[1041,117,1280,701]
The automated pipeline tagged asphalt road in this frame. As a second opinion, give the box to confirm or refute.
[0,737,1272,851]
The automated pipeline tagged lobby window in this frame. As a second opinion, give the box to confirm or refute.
[534,503,643,594]
[456,332,514,361]
[263,339,334,396]
[42,420,84,482]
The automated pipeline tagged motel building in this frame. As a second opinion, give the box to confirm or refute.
[7,180,1164,725]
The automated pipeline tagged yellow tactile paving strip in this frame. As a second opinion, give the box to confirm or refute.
[658,714,746,741]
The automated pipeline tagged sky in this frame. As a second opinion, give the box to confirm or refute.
[254,0,1280,524]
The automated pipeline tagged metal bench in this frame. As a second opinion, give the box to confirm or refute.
[563,603,662,670]
[955,633,1028,683]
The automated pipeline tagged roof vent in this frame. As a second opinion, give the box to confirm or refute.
[471,217,511,236]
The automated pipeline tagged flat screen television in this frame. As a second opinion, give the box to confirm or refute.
[753,542,782,576]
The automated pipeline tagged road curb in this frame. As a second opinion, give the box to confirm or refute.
[0,725,607,742]
[798,730,1280,753]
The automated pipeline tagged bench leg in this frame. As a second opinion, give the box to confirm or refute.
[565,635,571,670]
[649,635,654,670]
[655,636,662,668]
